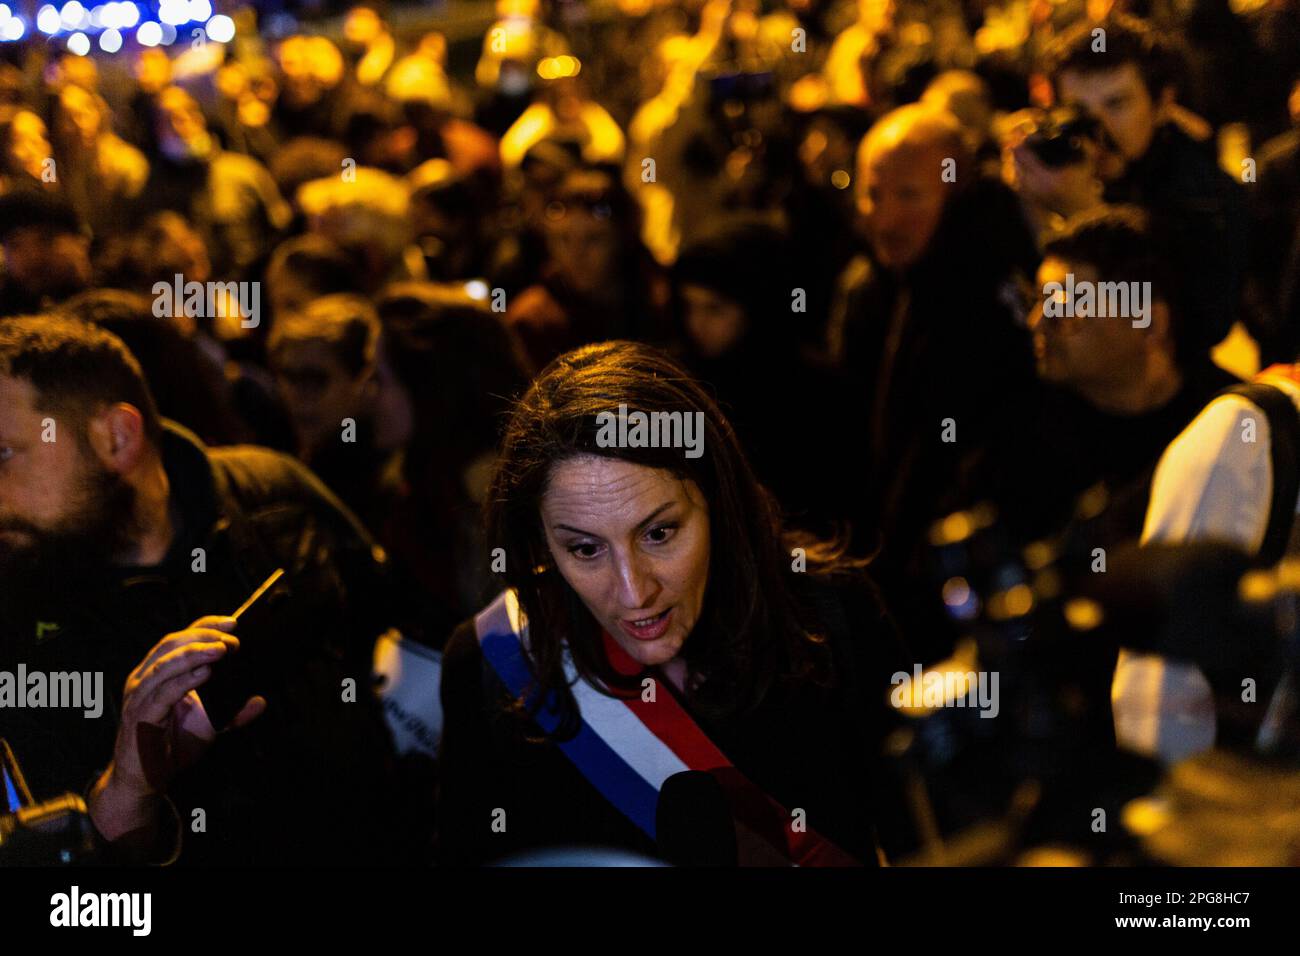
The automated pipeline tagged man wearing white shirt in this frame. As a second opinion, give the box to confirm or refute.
[1113,366,1300,761]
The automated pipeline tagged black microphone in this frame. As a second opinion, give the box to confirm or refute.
[655,770,738,867]
[0,738,98,864]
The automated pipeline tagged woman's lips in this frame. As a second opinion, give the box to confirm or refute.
[618,607,673,642]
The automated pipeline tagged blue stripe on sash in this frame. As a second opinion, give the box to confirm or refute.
[479,629,662,838]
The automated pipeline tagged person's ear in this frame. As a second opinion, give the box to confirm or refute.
[86,403,147,475]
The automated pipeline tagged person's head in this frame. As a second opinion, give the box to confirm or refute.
[0,315,162,590]
[486,341,827,724]
[55,52,99,93]
[296,167,411,285]
[1045,14,1176,174]
[155,85,213,163]
[343,4,387,47]
[542,166,637,297]
[268,294,382,457]
[856,103,968,271]
[408,159,465,224]
[0,107,52,183]
[1031,205,1178,406]
[105,211,212,295]
[269,137,350,202]
[53,83,107,153]
[135,48,173,95]
[922,70,994,149]
[278,35,344,108]
[376,281,530,476]
[62,288,246,445]
[264,234,362,322]
[0,190,92,303]
[672,215,793,360]
[518,139,579,221]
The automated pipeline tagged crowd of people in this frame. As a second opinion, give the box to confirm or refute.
[2,0,1299,866]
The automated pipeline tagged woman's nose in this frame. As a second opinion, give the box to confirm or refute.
[613,552,658,610]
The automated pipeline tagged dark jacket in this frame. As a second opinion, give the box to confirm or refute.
[0,422,426,865]
[1104,121,1249,360]
[435,570,912,866]
[828,175,1040,579]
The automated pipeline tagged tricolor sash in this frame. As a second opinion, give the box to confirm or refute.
[474,589,860,866]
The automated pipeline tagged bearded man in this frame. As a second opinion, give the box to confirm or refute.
[0,314,426,865]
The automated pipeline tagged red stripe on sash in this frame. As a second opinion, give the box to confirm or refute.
[600,631,861,867]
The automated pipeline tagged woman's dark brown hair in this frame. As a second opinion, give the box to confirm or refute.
[485,340,836,731]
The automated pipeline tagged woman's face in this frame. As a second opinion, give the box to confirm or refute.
[541,455,711,668]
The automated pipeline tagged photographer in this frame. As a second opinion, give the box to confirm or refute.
[1044,13,1249,361]
[0,315,425,864]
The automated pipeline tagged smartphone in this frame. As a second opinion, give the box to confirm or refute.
[202,569,287,732]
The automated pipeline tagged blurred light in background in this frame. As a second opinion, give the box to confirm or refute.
[136,17,161,45]
[205,12,233,41]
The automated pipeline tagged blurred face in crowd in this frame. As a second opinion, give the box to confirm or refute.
[156,87,212,162]
[147,212,212,286]
[0,376,136,587]
[2,227,92,298]
[546,205,619,296]
[6,110,52,180]
[271,339,376,457]
[542,455,712,669]
[1057,64,1160,175]
[58,53,99,93]
[279,36,344,107]
[135,48,173,95]
[57,85,103,151]
[1030,256,1161,396]
[682,284,747,358]
[858,137,949,271]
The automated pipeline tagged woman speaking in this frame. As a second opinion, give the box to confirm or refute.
[437,341,910,865]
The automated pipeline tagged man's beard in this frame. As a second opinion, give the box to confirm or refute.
[0,459,140,621]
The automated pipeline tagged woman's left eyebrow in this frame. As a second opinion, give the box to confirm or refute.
[633,502,674,531]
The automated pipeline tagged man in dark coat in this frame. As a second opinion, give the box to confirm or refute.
[827,102,1039,661]
[0,314,427,865]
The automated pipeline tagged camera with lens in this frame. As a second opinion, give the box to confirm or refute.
[1022,105,1104,167]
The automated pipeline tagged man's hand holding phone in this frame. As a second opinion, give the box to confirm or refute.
[89,615,267,844]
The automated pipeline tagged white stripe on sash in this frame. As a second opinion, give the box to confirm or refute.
[478,589,690,791]
[565,664,689,789]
